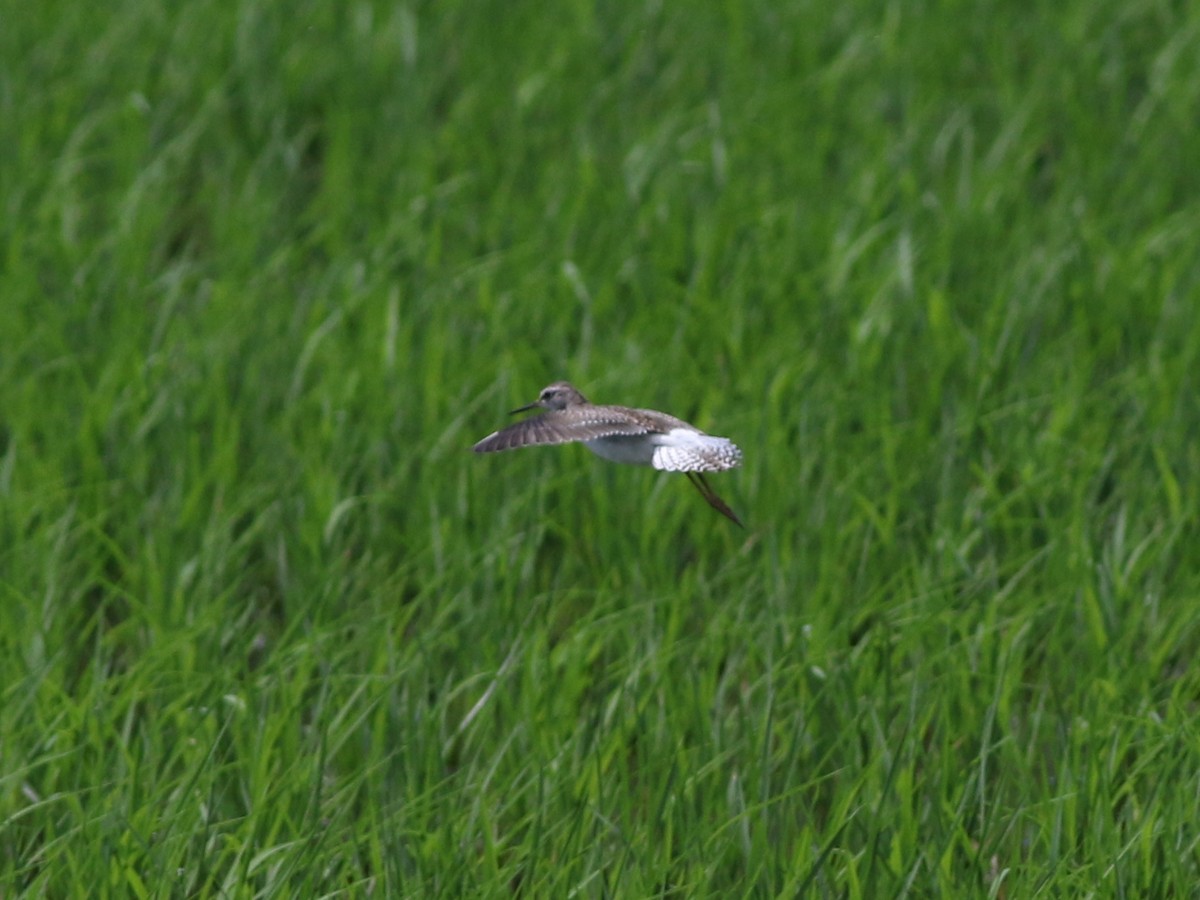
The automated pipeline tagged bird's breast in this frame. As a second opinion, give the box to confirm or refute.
[583,435,658,466]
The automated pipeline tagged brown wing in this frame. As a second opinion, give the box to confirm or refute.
[472,412,653,453]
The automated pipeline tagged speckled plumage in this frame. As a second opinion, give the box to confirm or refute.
[472,381,744,526]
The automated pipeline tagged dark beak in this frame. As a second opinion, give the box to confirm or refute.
[509,401,540,415]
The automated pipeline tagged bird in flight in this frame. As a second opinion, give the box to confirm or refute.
[472,381,744,526]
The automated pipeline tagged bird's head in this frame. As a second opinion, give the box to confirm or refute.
[511,381,587,414]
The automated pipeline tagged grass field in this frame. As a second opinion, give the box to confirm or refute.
[3,0,1200,895]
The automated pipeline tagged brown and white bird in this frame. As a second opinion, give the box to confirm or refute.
[472,381,744,526]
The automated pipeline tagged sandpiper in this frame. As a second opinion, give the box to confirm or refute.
[472,381,744,526]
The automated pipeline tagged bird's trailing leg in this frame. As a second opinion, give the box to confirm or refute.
[686,472,744,528]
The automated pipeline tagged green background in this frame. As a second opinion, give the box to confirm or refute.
[3,0,1199,894]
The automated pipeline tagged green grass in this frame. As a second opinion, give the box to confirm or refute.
[3,0,1200,894]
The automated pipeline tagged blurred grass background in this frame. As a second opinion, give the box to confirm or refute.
[3,0,1199,894]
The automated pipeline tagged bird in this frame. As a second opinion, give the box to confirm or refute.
[472,381,744,526]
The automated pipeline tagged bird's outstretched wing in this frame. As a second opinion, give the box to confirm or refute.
[472,413,652,453]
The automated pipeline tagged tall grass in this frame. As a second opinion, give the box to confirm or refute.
[3,0,1199,894]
